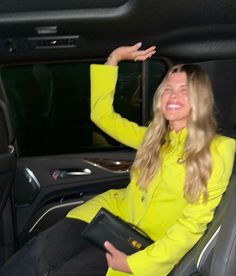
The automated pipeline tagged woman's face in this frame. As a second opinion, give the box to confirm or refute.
[161,72,192,131]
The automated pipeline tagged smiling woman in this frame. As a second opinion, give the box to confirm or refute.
[0,44,234,276]
[161,72,190,129]
[0,0,235,275]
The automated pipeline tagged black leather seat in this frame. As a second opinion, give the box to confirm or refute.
[204,173,235,276]
[0,101,16,215]
[169,165,236,276]
[0,81,17,266]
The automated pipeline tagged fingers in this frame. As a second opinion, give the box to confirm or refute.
[136,46,156,55]
[104,241,120,268]
[107,42,157,65]
[104,241,131,273]
[105,252,112,267]
[132,42,143,50]
[129,42,156,61]
[134,45,156,61]
[104,241,117,254]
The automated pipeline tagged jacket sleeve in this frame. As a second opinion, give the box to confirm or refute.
[127,137,236,276]
[90,64,147,150]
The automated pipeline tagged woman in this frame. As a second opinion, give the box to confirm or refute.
[0,43,235,276]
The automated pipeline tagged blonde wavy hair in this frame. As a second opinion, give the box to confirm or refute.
[131,64,217,203]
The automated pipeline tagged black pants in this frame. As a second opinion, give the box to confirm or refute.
[0,218,108,276]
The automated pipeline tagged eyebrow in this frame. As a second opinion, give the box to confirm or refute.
[165,83,187,88]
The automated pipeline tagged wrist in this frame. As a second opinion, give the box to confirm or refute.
[106,53,119,66]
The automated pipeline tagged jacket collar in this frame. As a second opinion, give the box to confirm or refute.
[165,127,187,147]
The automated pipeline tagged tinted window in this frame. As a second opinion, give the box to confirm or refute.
[1,60,167,156]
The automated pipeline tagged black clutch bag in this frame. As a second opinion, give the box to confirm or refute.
[81,207,153,255]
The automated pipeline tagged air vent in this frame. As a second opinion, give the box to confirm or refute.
[28,35,80,49]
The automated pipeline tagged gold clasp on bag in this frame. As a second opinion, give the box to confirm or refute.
[128,237,142,249]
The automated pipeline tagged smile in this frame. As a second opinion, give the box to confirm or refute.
[167,103,183,110]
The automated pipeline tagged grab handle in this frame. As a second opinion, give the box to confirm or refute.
[52,168,91,180]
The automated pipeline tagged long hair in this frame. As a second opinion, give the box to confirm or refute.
[131,64,217,203]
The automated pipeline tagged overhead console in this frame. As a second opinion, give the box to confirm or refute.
[0,0,134,63]
[0,0,235,64]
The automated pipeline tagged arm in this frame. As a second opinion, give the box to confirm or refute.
[126,137,235,276]
[90,43,156,149]
[90,64,146,149]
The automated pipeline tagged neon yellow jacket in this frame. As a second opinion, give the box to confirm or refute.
[67,64,236,276]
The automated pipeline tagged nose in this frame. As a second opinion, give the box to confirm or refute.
[169,90,178,98]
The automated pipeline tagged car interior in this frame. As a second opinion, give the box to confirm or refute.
[0,0,235,275]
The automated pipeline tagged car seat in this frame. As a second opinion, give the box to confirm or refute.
[0,79,17,266]
[169,162,236,276]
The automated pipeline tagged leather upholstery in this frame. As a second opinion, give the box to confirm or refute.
[170,169,236,276]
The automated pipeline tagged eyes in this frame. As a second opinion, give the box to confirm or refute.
[163,86,188,95]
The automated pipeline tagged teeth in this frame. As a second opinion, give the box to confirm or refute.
[167,104,181,109]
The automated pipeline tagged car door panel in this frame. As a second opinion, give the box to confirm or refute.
[14,151,135,245]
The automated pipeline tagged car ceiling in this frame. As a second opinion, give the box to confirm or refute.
[0,0,235,64]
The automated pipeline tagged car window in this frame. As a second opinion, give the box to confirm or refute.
[1,59,167,156]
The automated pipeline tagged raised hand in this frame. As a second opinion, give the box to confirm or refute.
[106,42,156,65]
